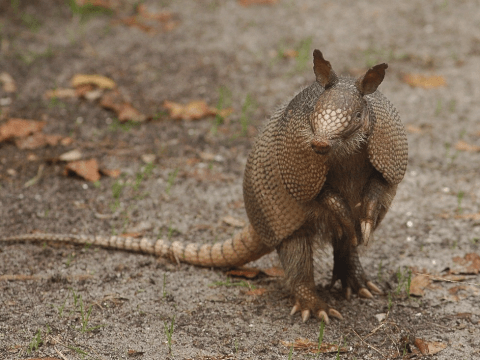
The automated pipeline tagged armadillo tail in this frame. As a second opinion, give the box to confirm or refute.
[0,225,272,268]
[164,225,272,267]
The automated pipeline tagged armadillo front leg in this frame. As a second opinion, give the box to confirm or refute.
[360,173,397,245]
[319,190,360,246]
[276,230,343,324]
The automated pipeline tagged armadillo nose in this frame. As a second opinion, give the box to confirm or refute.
[311,139,331,154]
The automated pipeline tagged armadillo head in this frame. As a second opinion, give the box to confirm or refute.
[310,49,388,157]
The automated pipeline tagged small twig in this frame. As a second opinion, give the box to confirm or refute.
[363,322,386,339]
[413,271,479,287]
[425,321,451,330]
[54,346,70,360]
[351,328,386,359]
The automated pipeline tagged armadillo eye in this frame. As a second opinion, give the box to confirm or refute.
[355,111,362,121]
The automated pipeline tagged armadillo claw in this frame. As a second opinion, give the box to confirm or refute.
[366,281,383,295]
[361,220,372,246]
[345,286,352,300]
[358,287,373,299]
[317,310,330,324]
[290,302,301,316]
[301,309,311,323]
[328,308,343,320]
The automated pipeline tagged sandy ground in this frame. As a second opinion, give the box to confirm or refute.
[1,1,480,359]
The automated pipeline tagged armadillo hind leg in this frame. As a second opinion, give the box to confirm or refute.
[330,235,382,299]
[276,231,343,324]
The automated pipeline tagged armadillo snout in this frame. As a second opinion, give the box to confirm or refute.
[311,139,331,154]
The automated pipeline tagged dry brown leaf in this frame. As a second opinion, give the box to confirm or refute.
[100,90,124,112]
[100,91,146,122]
[0,72,17,93]
[164,100,218,120]
[454,212,480,221]
[414,338,429,355]
[450,253,480,274]
[239,0,278,6]
[455,140,480,152]
[262,266,285,277]
[246,288,267,296]
[71,74,116,89]
[409,274,432,297]
[65,159,101,182]
[15,133,63,150]
[222,215,245,228]
[45,88,77,99]
[281,338,346,354]
[403,73,446,89]
[414,340,447,355]
[0,118,46,142]
[100,168,121,178]
[118,103,147,122]
[226,267,260,279]
[448,285,470,295]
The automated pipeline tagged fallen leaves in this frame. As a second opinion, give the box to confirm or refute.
[163,100,233,121]
[226,267,260,279]
[413,338,447,356]
[45,88,77,99]
[71,74,116,89]
[43,74,147,123]
[454,139,480,152]
[100,90,147,122]
[450,253,480,275]
[262,266,284,277]
[0,118,46,142]
[226,266,284,281]
[454,212,480,220]
[403,73,446,89]
[409,274,432,297]
[15,133,63,150]
[64,159,101,182]
[115,4,179,33]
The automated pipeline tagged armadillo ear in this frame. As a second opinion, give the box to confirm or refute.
[356,63,388,95]
[313,49,338,88]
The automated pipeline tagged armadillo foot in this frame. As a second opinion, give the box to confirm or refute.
[290,286,342,324]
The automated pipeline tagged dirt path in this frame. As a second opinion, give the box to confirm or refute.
[1,1,479,359]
